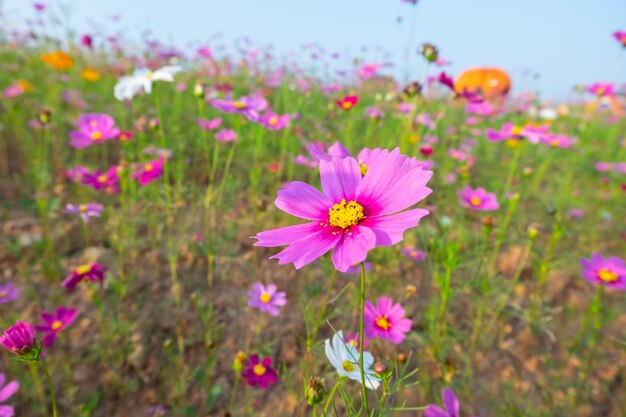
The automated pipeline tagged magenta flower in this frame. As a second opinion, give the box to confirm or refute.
[0,283,19,304]
[69,113,120,148]
[247,283,287,316]
[587,82,615,97]
[0,373,19,417]
[357,63,381,80]
[364,106,384,121]
[580,253,626,290]
[364,296,412,344]
[0,321,37,355]
[258,113,290,130]
[425,387,476,417]
[198,117,222,131]
[457,186,499,211]
[64,203,104,223]
[215,129,237,143]
[82,166,120,193]
[241,354,279,389]
[210,95,267,120]
[486,123,550,144]
[344,331,369,350]
[437,72,455,91]
[62,263,107,290]
[613,31,626,47]
[132,158,165,186]
[252,149,432,272]
[542,134,576,148]
[81,34,93,49]
[34,307,78,347]
[402,247,426,261]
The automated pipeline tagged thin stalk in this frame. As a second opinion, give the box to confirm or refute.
[359,263,370,415]
[39,359,58,417]
[308,269,338,349]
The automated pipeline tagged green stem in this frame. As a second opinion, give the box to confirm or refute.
[228,374,240,414]
[322,382,340,416]
[39,359,58,417]
[359,263,370,415]
[308,269,337,349]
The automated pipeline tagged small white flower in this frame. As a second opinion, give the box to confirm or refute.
[324,330,380,390]
[114,65,182,101]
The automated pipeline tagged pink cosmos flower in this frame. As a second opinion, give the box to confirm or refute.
[542,134,576,148]
[35,307,78,347]
[486,123,550,144]
[241,355,279,389]
[437,72,455,91]
[402,247,426,261]
[258,113,290,130]
[357,63,381,80]
[416,113,436,129]
[247,283,287,316]
[336,95,359,110]
[579,253,626,290]
[320,83,342,95]
[364,296,412,344]
[210,95,267,120]
[215,129,237,143]
[62,263,107,290]
[587,82,615,97]
[613,31,626,47]
[69,113,120,148]
[365,106,384,121]
[0,321,37,355]
[197,117,222,131]
[457,186,499,211]
[252,149,432,272]
[64,203,104,223]
[81,34,93,49]
[425,387,476,417]
[0,373,19,417]
[82,166,120,193]
[132,158,165,185]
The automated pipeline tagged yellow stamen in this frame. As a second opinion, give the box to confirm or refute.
[260,292,272,303]
[510,126,523,136]
[342,360,356,372]
[51,320,63,330]
[144,163,153,172]
[269,117,278,126]
[97,175,108,183]
[75,264,92,275]
[342,101,353,110]
[506,139,522,148]
[79,204,88,212]
[145,72,153,79]
[233,101,247,109]
[328,199,364,229]
[470,197,482,206]
[90,131,103,141]
[359,160,368,176]
[375,316,391,330]
[597,268,618,283]
[0,291,7,299]
[253,364,267,376]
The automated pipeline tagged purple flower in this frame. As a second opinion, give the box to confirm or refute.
[580,253,626,290]
[64,203,104,223]
[0,321,37,355]
[132,158,165,186]
[247,283,287,316]
[401,247,426,261]
[82,166,121,193]
[364,297,412,344]
[34,307,78,347]
[252,148,432,272]
[425,387,477,417]
[457,186,500,211]
[62,263,107,290]
[215,129,237,143]
[69,113,120,148]
[364,106,384,121]
[0,283,19,304]
[81,34,93,49]
[198,117,222,131]
[0,373,19,417]
[241,354,279,389]
[210,95,267,120]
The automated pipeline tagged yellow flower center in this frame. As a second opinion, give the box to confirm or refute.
[79,204,88,212]
[90,131,103,141]
[342,101,353,110]
[260,292,272,303]
[0,291,7,299]
[75,264,92,275]
[328,199,364,229]
[97,175,108,183]
[269,116,278,126]
[410,250,418,257]
[253,364,267,376]
[550,139,560,147]
[375,316,391,330]
[359,160,368,176]
[597,268,618,283]
[511,126,523,136]
[144,163,153,172]
[506,139,522,148]
[342,360,356,372]
[145,72,154,79]
[51,320,63,330]
[470,197,482,206]
[233,101,247,109]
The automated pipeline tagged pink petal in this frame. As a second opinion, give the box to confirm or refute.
[319,156,361,203]
[275,181,332,220]
[442,388,459,416]
[0,381,18,402]
[270,226,341,269]
[331,226,376,272]
[360,208,429,247]
[252,222,322,247]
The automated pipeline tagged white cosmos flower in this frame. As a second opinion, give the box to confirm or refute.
[114,65,182,101]
[324,330,380,390]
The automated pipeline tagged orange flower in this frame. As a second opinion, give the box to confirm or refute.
[41,51,74,70]
[81,68,101,81]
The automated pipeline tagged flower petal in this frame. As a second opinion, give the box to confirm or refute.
[269,226,341,269]
[360,208,429,247]
[331,226,376,272]
[319,156,361,203]
[275,181,332,220]
[252,222,322,247]
[0,381,18,402]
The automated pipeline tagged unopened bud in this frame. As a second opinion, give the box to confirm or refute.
[397,352,407,364]
[305,377,326,406]
[193,82,205,99]
[527,225,539,239]
[421,43,439,63]
[233,351,247,373]
[373,361,389,376]
[38,108,52,124]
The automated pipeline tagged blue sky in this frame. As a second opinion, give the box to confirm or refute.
[3,0,626,99]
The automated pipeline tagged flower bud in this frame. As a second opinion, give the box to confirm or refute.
[373,361,389,376]
[233,351,247,373]
[0,321,40,360]
[421,43,439,63]
[397,352,407,364]
[38,108,52,125]
[193,82,205,99]
[527,225,539,239]
[305,376,326,406]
